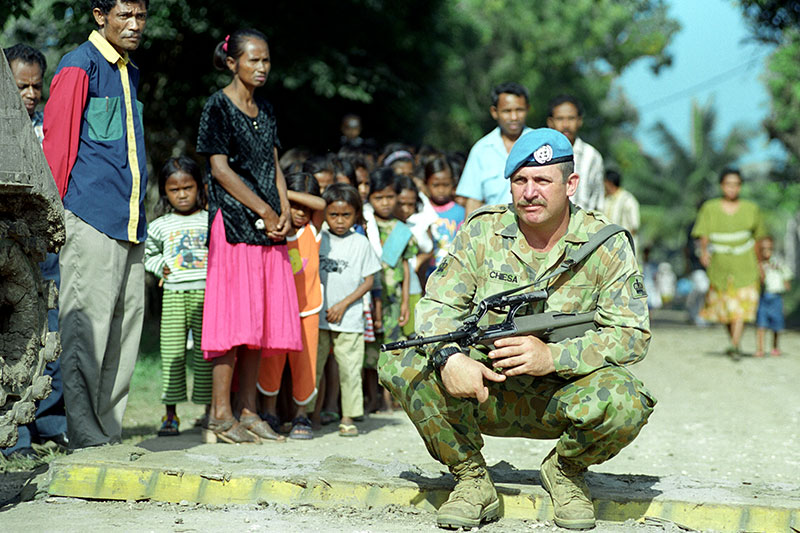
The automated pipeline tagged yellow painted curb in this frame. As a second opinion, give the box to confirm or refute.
[48,460,800,532]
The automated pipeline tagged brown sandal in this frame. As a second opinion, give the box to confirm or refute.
[239,414,286,442]
[202,417,259,444]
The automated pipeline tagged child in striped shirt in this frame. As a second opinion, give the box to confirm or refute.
[144,157,212,436]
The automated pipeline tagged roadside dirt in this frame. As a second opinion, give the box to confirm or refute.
[1,310,798,531]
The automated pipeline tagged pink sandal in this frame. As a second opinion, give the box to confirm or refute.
[770,349,782,357]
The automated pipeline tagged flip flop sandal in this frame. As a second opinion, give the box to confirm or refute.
[193,413,209,428]
[260,412,282,433]
[338,423,358,437]
[240,415,286,442]
[289,416,314,440]
[158,414,180,437]
[202,417,258,444]
[320,411,340,425]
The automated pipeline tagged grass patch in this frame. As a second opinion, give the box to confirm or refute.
[123,350,206,445]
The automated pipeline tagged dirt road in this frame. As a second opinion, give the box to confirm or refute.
[1,310,798,531]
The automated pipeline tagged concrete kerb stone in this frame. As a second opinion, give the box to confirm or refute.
[46,444,800,532]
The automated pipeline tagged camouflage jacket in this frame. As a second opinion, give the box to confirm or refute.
[415,204,650,378]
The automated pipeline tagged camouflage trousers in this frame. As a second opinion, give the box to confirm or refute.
[379,348,656,469]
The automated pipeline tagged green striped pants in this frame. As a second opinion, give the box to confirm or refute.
[160,289,212,404]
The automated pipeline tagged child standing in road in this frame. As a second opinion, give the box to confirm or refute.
[144,157,212,436]
[257,172,326,439]
[316,184,381,436]
[755,236,793,357]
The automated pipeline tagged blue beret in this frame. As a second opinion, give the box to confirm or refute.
[504,128,574,179]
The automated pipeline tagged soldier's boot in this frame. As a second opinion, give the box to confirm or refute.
[436,459,500,530]
[540,448,596,530]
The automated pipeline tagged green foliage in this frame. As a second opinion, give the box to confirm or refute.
[0,0,33,30]
[426,0,679,153]
[3,0,679,164]
[762,30,800,160]
[739,0,800,43]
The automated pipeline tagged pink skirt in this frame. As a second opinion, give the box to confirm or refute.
[202,211,302,359]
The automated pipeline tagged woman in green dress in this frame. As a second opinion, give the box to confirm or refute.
[692,168,766,358]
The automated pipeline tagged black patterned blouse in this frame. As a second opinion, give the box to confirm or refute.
[196,90,284,246]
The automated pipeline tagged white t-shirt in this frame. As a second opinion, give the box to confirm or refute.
[318,228,382,333]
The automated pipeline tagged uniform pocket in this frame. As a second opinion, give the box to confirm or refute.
[86,96,123,141]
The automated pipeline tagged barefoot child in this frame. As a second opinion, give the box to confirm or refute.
[316,184,381,436]
[257,172,326,438]
[755,236,793,357]
[144,157,212,436]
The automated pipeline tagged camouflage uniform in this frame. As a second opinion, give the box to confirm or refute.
[379,204,656,470]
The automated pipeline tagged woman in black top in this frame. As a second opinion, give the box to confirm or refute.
[197,29,302,443]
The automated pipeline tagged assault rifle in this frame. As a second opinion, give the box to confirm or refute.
[380,223,633,353]
[380,287,597,352]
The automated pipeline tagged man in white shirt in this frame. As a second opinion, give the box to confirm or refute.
[603,169,640,255]
[547,95,604,212]
[456,82,533,217]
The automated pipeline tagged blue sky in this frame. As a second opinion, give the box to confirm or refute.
[617,0,785,164]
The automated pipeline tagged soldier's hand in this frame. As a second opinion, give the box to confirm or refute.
[440,353,506,403]
[489,335,556,377]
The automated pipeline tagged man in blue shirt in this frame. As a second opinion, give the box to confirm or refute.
[42,0,149,449]
[455,82,532,217]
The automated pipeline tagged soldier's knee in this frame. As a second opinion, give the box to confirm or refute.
[600,371,656,439]
[378,348,431,398]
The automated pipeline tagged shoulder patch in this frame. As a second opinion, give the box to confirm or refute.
[627,274,647,299]
[435,256,451,276]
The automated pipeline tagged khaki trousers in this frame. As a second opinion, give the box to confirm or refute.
[316,330,364,418]
[59,211,144,449]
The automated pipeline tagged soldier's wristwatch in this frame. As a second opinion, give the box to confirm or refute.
[432,347,461,371]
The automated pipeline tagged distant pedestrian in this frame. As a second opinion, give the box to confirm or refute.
[602,169,640,255]
[755,236,792,357]
[547,94,604,212]
[456,82,532,217]
[692,168,766,359]
[144,157,212,437]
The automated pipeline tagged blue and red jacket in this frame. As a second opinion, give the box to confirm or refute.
[43,30,147,243]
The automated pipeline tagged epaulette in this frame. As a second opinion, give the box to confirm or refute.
[466,203,509,223]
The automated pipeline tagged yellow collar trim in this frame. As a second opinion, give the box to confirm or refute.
[89,30,136,68]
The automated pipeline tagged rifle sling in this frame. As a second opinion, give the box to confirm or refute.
[534,223,633,287]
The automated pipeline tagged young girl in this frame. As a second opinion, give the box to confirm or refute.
[392,175,434,336]
[257,172,325,439]
[424,157,465,278]
[316,184,381,436]
[144,156,212,436]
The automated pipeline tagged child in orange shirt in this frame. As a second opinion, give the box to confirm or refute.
[258,172,325,439]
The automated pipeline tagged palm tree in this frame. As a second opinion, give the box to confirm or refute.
[637,100,750,259]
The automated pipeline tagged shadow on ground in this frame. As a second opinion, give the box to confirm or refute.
[399,460,662,521]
